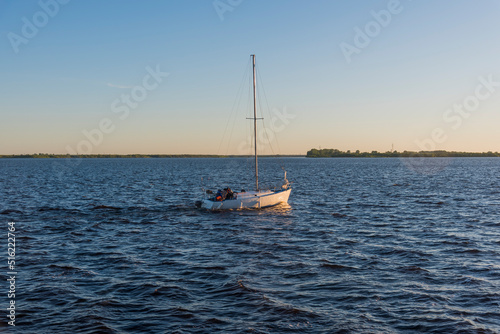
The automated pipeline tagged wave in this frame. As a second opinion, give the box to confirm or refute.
[92,205,122,210]
[399,265,430,273]
[0,209,23,215]
[47,264,98,278]
[320,260,358,271]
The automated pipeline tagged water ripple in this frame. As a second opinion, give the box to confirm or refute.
[1,158,499,333]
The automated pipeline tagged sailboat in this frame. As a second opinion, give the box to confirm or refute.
[196,55,292,210]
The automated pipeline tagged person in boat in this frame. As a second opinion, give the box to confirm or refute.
[224,187,234,200]
[215,189,224,201]
[214,188,235,201]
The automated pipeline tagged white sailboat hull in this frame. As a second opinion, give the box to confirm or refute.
[199,188,291,211]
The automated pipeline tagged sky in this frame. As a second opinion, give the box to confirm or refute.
[1,0,500,155]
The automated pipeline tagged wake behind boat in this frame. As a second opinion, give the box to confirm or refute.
[196,55,292,210]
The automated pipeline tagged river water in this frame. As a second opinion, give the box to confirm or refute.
[1,157,499,333]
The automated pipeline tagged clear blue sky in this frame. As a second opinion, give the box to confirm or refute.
[1,0,499,155]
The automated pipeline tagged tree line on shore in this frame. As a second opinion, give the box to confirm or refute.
[306,148,500,158]
[1,151,499,158]
[0,154,230,158]
[0,153,296,158]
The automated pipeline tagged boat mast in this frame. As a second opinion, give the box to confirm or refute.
[251,54,259,191]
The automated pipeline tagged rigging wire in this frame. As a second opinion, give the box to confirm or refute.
[224,63,251,155]
[217,58,252,156]
[255,63,286,169]
[254,64,272,154]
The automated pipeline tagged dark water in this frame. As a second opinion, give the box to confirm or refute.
[1,157,499,333]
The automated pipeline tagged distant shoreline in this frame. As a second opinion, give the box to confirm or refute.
[1,151,500,158]
[306,149,500,158]
[0,154,304,159]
